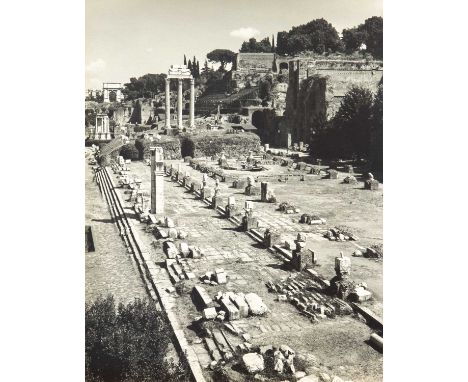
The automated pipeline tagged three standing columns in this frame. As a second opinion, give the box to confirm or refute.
[165,77,195,129]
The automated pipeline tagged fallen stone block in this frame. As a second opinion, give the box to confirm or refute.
[179,242,190,257]
[220,297,240,321]
[163,241,179,259]
[189,246,202,259]
[365,179,379,190]
[230,294,249,318]
[191,286,213,309]
[168,228,178,239]
[165,216,175,228]
[245,293,268,315]
[215,268,227,284]
[298,376,320,382]
[202,307,217,320]
[242,353,264,374]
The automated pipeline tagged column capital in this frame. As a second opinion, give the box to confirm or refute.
[190,77,195,84]
[165,77,170,84]
[178,78,183,84]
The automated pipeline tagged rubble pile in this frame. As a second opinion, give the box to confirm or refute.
[343,175,358,184]
[201,291,269,322]
[324,227,358,241]
[366,244,383,259]
[300,214,326,225]
[278,202,300,214]
[200,268,228,286]
[266,277,354,321]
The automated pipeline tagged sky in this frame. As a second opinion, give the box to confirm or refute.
[86,0,383,89]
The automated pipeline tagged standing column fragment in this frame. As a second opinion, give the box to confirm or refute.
[165,78,171,128]
[177,79,183,129]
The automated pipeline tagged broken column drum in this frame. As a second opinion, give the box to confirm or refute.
[150,147,164,215]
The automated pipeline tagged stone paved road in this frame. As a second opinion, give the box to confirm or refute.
[85,158,147,305]
[123,161,382,382]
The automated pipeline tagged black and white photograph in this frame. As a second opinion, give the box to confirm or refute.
[9,1,468,382]
[85,1,383,381]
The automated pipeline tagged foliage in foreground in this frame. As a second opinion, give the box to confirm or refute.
[85,295,188,382]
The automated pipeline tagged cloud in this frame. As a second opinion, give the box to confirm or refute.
[229,27,260,39]
[86,58,106,73]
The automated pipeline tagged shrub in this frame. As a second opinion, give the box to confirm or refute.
[183,133,260,158]
[85,295,189,382]
[119,143,139,160]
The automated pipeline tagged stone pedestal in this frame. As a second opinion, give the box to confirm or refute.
[202,187,212,200]
[263,229,281,248]
[225,204,239,218]
[213,196,223,209]
[242,215,258,231]
[291,249,316,271]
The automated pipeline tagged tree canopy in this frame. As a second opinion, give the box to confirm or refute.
[342,16,383,59]
[123,74,167,100]
[206,49,236,71]
[239,37,272,53]
[276,18,341,55]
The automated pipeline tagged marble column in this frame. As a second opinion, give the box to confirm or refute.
[165,78,171,128]
[150,147,164,215]
[189,77,195,128]
[177,79,183,129]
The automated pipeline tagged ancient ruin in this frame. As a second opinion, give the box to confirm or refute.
[165,65,195,129]
[86,6,384,382]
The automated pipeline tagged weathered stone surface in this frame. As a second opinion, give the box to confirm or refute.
[192,286,213,309]
[165,216,175,228]
[202,307,217,320]
[168,228,178,239]
[189,246,202,258]
[177,229,188,239]
[220,297,240,320]
[299,376,320,382]
[245,293,268,315]
[230,294,249,318]
[163,241,179,258]
[179,242,190,257]
[242,353,265,374]
[295,371,307,379]
[215,268,227,284]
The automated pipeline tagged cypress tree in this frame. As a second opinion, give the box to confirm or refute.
[184,54,187,65]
